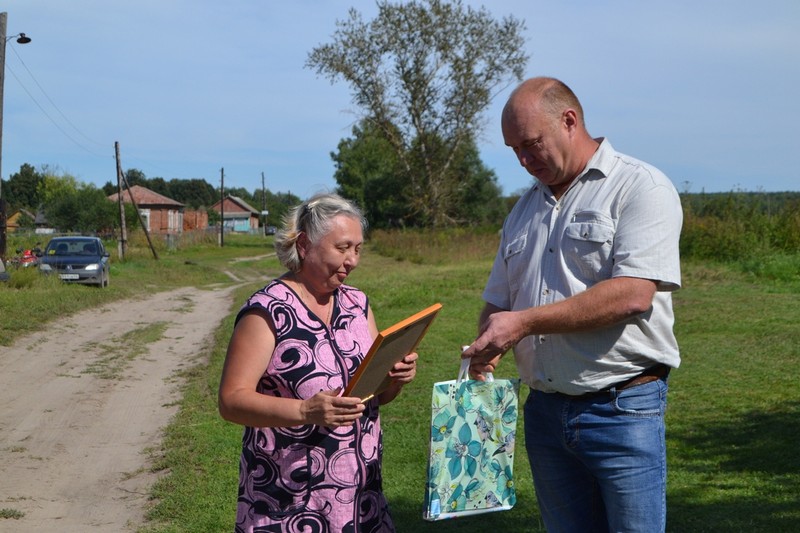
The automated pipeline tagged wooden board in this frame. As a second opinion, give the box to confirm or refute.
[343,303,442,401]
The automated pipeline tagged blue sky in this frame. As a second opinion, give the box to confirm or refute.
[3,0,798,200]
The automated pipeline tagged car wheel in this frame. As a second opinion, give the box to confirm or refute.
[103,270,110,288]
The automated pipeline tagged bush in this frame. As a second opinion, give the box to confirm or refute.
[679,192,800,276]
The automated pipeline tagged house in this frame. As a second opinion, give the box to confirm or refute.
[108,185,185,235]
[34,208,55,235]
[6,208,36,232]
[211,195,260,233]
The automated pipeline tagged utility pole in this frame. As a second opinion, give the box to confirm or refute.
[0,13,31,263]
[117,143,158,260]
[261,171,267,235]
[219,167,224,247]
[0,12,8,264]
[115,142,127,260]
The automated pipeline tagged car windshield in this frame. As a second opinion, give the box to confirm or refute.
[47,240,99,256]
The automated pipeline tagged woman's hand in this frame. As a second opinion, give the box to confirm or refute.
[388,352,418,386]
[300,389,365,427]
[378,353,418,405]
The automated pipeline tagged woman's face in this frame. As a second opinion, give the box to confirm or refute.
[300,214,363,294]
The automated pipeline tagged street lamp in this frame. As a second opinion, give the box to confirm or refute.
[0,12,32,262]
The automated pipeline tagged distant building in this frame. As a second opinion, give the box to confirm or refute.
[108,185,185,235]
[183,209,209,232]
[6,208,35,232]
[8,207,54,235]
[211,195,260,233]
[34,208,54,235]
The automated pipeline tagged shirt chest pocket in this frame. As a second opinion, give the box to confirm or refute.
[563,212,615,281]
[503,232,528,296]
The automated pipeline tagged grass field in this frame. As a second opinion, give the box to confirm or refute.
[3,232,799,532]
[139,237,799,532]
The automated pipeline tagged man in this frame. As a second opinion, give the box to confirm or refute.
[462,77,682,532]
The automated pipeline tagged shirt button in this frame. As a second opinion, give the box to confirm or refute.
[539,335,546,342]
[548,248,554,253]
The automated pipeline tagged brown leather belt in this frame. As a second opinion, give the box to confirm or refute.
[611,363,670,391]
[565,364,670,399]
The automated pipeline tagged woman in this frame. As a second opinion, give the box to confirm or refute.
[219,193,417,532]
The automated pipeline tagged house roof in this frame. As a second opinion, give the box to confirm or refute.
[212,195,260,215]
[107,185,184,207]
[8,208,35,221]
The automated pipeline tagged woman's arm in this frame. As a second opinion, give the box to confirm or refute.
[218,309,364,428]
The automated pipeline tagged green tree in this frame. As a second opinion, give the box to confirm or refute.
[448,137,505,226]
[147,176,170,198]
[307,0,527,227]
[45,184,120,234]
[124,168,148,188]
[332,120,505,227]
[4,163,44,210]
[264,191,302,227]
[37,171,81,208]
[331,120,407,228]
[169,178,218,208]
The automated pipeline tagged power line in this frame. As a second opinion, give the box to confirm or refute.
[5,43,171,179]
[8,44,107,149]
[5,60,111,159]
[5,44,246,185]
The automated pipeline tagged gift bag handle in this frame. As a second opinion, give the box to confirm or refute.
[458,346,494,384]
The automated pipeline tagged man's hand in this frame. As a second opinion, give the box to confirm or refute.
[465,310,526,356]
[462,307,527,380]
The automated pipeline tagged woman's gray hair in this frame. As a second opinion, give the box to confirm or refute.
[274,193,367,272]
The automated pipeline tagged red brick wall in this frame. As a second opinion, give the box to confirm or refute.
[183,210,209,231]
[145,208,183,234]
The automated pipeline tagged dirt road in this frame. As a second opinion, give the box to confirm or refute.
[0,282,246,532]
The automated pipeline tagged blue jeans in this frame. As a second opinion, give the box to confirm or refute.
[524,378,668,533]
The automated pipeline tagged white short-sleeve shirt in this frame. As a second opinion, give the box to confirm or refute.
[483,138,683,394]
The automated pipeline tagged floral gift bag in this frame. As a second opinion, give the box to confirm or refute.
[423,356,520,520]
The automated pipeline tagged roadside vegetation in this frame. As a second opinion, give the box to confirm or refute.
[0,232,261,346]
[2,192,799,531]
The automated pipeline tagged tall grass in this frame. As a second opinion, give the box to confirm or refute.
[373,190,800,280]
[369,227,500,264]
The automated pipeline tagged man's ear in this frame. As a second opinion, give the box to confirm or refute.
[563,108,578,131]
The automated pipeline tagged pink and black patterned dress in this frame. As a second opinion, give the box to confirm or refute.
[234,279,395,533]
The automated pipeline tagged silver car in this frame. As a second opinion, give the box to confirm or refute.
[39,236,110,287]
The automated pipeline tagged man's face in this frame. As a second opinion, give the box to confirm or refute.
[502,99,573,193]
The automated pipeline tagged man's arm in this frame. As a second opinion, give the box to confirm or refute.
[463,276,657,368]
